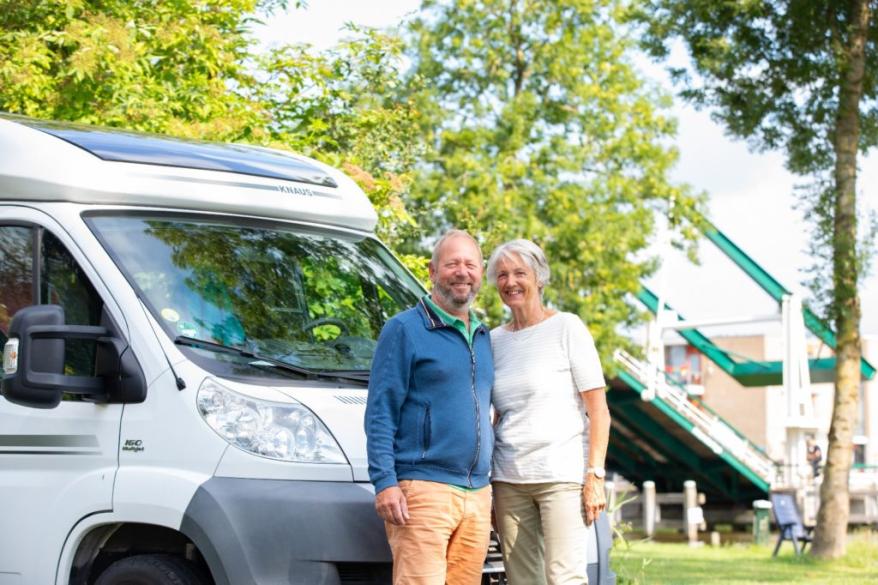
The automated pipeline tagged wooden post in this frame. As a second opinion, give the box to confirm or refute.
[604,480,616,528]
[642,480,656,538]
[684,480,702,546]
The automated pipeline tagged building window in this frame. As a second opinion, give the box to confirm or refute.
[665,344,703,385]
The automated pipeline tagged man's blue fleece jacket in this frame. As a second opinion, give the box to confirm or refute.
[365,298,494,493]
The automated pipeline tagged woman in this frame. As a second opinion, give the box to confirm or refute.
[487,239,611,585]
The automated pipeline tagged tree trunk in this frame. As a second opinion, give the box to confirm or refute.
[811,0,870,559]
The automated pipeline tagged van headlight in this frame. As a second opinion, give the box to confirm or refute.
[196,378,347,464]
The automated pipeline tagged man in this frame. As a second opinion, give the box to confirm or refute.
[806,438,823,479]
[365,230,494,585]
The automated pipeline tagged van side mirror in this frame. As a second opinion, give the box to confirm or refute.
[1,305,146,409]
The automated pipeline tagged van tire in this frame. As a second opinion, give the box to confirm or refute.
[94,554,207,585]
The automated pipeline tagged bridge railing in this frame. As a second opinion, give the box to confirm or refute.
[614,349,778,485]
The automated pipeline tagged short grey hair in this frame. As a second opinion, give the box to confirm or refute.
[430,229,482,266]
[487,239,551,288]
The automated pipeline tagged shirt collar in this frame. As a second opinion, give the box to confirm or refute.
[422,294,482,331]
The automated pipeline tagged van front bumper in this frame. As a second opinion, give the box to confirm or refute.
[180,478,392,585]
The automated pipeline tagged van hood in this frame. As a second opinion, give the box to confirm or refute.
[272,385,371,482]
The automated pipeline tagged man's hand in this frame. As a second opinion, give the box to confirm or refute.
[376,486,410,525]
[582,477,607,526]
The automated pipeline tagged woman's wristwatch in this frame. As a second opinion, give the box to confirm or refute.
[586,466,606,479]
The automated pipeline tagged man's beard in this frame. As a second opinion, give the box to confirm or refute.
[433,280,479,310]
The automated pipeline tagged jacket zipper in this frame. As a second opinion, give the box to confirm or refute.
[467,343,480,488]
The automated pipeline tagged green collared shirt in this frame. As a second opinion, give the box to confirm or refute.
[423,295,482,347]
[422,295,486,492]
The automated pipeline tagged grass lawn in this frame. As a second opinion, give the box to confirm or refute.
[610,531,878,584]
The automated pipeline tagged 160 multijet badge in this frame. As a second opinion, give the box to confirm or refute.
[122,439,144,453]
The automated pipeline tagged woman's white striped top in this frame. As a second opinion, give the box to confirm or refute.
[491,312,605,484]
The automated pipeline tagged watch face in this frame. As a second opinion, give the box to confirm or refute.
[589,467,606,479]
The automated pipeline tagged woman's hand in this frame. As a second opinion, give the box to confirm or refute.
[582,476,607,526]
[580,386,610,527]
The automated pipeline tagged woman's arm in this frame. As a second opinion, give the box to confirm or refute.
[581,386,611,525]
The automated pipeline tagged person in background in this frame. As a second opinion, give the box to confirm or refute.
[806,437,823,479]
[487,238,611,585]
[365,229,494,585]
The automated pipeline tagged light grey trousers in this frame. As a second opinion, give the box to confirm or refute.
[493,481,588,585]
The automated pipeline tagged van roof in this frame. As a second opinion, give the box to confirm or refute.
[0,113,377,232]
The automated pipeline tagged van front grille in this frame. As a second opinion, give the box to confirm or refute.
[335,394,367,405]
[336,562,392,584]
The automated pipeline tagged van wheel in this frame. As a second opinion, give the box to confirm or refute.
[94,554,207,585]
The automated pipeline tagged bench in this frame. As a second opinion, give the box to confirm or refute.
[770,492,814,556]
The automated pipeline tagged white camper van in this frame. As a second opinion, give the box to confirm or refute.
[0,114,614,585]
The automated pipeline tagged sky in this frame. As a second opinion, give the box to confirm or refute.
[255,0,878,337]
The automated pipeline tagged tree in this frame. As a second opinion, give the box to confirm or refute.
[0,1,428,275]
[255,26,430,265]
[404,0,702,361]
[0,0,287,140]
[634,0,877,557]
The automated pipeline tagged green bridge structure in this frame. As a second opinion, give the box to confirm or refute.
[606,219,876,504]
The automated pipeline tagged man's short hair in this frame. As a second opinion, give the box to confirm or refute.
[430,229,483,266]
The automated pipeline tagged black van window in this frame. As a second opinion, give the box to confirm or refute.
[0,226,33,345]
[40,231,103,377]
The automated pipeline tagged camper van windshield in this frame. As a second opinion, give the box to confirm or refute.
[86,214,423,377]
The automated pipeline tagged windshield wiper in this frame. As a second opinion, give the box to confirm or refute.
[174,336,368,384]
[174,336,314,378]
[318,369,370,381]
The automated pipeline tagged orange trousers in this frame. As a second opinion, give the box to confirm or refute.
[385,480,492,585]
